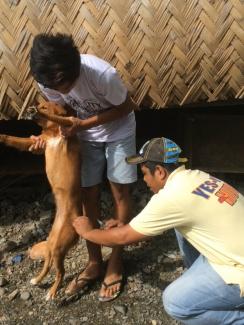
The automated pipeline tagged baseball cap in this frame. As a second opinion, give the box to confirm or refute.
[126,137,188,165]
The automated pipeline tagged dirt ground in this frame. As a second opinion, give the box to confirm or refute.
[0,175,183,325]
[1,172,244,325]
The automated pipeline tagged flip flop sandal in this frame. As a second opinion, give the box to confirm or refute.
[58,291,84,307]
[65,273,98,296]
[98,278,124,302]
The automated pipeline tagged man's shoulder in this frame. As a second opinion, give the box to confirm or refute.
[166,167,210,193]
[175,167,209,180]
[80,54,112,73]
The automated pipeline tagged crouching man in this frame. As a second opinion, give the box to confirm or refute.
[73,136,244,325]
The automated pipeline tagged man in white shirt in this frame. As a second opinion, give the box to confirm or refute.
[30,33,138,301]
[74,137,244,324]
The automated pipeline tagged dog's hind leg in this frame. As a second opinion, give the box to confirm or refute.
[46,254,65,300]
[30,252,51,285]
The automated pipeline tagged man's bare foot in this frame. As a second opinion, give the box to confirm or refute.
[65,261,103,295]
[98,248,123,302]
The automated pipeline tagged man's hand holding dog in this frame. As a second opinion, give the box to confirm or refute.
[72,216,94,237]
[60,116,82,137]
[104,218,124,229]
[29,135,46,154]
[73,216,125,244]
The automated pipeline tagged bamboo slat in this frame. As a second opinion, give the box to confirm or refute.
[0,0,243,119]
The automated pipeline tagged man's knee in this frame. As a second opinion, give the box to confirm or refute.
[162,282,191,320]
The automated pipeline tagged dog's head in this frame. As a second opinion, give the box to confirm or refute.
[37,102,67,116]
[25,102,67,130]
[37,102,67,131]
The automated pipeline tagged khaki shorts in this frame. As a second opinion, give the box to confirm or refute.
[80,134,137,187]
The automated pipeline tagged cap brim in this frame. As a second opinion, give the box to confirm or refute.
[126,155,146,165]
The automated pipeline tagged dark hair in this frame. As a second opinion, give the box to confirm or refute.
[30,33,81,89]
[143,161,179,174]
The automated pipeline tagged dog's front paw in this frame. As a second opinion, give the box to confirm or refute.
[30,278,38,285]
[0,134,7,143]
[46,289,56,301]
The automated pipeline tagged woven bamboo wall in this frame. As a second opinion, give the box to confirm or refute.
[0,0,243,119]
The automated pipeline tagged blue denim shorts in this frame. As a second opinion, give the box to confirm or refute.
[80,134,137,187]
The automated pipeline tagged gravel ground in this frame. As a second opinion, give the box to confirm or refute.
[1,173,244,325]
[0,175,183,325]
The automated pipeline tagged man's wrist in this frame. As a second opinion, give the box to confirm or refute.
[75,118,84,130]
[82,230,95,241]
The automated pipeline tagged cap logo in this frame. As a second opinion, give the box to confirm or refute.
[126,137,187,165]
[163,138,182,163]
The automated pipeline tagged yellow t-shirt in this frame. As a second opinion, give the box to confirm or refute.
[130,166,244,295]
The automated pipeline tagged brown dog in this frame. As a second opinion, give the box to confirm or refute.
[0,102,81,300]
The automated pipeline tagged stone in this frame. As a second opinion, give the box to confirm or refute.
[0,315,8,323]
[0,287,6,297]
[113,305,128,315]
[0,277,8,287]
[157,255,164,263]
[0,240,17,253]
[80,317,88,322]
[20,291,31,300]
[8,289,19,300]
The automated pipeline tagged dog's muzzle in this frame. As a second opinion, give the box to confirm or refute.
[21,106,40,120]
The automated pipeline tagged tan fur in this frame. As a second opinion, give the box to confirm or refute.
[0,102,81,300]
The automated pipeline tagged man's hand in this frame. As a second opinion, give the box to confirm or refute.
[72,216,94,237]
[60,116,82,137]
[104,218,124,229]
[28,136,46,154]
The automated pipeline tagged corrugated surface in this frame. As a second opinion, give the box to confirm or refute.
[0,0,243,119]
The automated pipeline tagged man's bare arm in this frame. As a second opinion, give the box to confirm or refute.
[60,95,138,137]
[73,217,149,247]
[80,94,138,129]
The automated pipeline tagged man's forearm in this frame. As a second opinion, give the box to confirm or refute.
[78,95,137,130]
[83,228,128,246]
[82,224,147,247]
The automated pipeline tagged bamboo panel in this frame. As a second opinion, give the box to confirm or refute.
[0,0,243,119]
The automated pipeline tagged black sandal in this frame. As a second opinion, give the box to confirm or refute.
[65,273,99,295]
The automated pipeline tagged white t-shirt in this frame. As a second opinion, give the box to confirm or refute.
[39,54,135,142]
[130,166,244,295]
